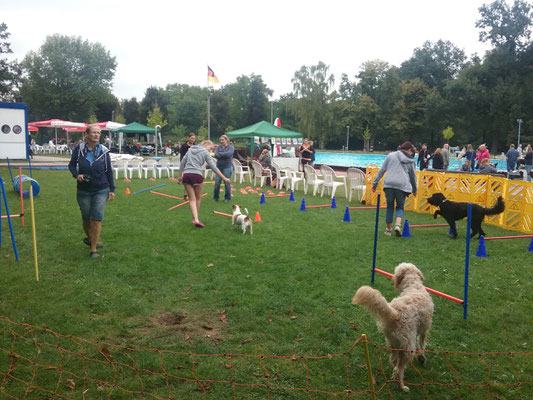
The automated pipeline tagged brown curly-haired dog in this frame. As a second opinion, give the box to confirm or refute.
[352,263,434,392]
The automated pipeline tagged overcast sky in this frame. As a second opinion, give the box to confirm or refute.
[4,0,493,101]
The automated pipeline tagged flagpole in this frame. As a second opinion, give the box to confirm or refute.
[207,64,211,141]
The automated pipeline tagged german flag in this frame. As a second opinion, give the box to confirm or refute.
[208,66,219,83]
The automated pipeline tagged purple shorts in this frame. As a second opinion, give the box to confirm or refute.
[182,173,203,186]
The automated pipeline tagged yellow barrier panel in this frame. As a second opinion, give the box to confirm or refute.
[362,168,533,234]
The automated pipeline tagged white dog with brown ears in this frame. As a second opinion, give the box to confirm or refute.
[352,263,434,392]
[232,204,253,235]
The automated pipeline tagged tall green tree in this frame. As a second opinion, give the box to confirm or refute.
[223,74,272,128]
[0,22,20,101]
[139,86,167,124]
[291,61,335,146]
[121,97,141,123]
[164,83,207,134]
[20,35,116,121]
[399,40,466,91]
[476,0,533,53]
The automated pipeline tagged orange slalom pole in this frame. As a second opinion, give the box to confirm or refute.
[306,204,331,208]
[150,191,183,200]
[18,167,24,226]
[374,268,463,304]
[1,214,22,219]
[213,211,232,218]
[167,193,207,211]
[483,235,533,240]
[264,194,290,198]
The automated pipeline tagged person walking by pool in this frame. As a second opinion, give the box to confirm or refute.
[178,140,231,228]
[68,125,115,258]
[372,141,417,237]
[180,133,196,200]
[442,143,450,170]
[417,143,431,170]
[464,144,476,171]
[505,144,519,172]
[524,144,533,182]
[213,135,234,202]
[432,148,444,169]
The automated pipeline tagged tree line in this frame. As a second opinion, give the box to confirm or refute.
[1,0,532,153]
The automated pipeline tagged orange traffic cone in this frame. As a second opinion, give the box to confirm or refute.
[254,211,262,222]
[125,187,131,195]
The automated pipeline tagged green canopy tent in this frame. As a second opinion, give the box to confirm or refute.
[226,120,303,140]
[112,122,156,154]
[226,120,303,160]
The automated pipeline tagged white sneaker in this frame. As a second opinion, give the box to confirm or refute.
[394,225,402,237]
[384,228,392,236]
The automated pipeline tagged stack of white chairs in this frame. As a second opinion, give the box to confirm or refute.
[112,159,128,180]
[232,159,251,184]
[168,155,181,177]
[126,157,143,179]
[141,159,157,179]
[320,164,347,199]
[155,158,170,179]
[346,167,366,202]
[303,164,324,196]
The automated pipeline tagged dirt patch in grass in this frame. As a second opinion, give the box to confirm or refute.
[130,310,227,346]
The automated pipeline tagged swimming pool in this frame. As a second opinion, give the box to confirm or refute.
[314,152,507,171]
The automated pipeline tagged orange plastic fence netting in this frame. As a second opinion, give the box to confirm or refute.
[1,317,532,399]
[362,168,533,235]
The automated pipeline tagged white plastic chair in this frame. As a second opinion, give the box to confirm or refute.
[271,162,288,189]
[155,158,170,179]
[303,164,324,196]
[320,165,347,199]
[346,167,366,202]
[112,159,128,180]
[284,168,305,191]
[126,157,143,179]
[250,160,272,187]
[168,155,181,177]
[232,159,250,184]
[141,159,157,179]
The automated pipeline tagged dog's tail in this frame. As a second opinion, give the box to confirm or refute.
[483,196,505,216]
[352,286,399,322]
[244,208,249,216]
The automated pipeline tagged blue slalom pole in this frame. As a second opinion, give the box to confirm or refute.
[0,177,19,261]
[6,157,15,190]
[133,184,166,194]
[371,193,381,285]
[463,203,472,320]
[28,156,33,178]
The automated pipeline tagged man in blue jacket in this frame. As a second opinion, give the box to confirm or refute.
[213,135,234,202]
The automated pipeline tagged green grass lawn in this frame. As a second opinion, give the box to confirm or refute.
[1,167,532,399]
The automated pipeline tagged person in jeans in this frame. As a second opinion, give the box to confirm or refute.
[213,135,234,202]
[68,125,115,258]
[372,141,418,237]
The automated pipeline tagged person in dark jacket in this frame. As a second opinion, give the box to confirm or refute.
[432,148,444,169]
[213,135,234,202]
[68,125,115,258]
[417,143,431,170]
[464,144,476,171]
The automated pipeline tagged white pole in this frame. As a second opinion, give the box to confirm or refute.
[346,125,350,151]
[517,119,523,148]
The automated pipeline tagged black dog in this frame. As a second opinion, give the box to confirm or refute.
[426,193,505,239]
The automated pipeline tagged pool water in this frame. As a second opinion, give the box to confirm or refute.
[314,152,507,171]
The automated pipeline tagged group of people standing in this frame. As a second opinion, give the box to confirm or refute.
[417,143,451,170]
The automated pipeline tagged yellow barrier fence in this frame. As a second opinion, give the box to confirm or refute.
[362,168,533,234]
